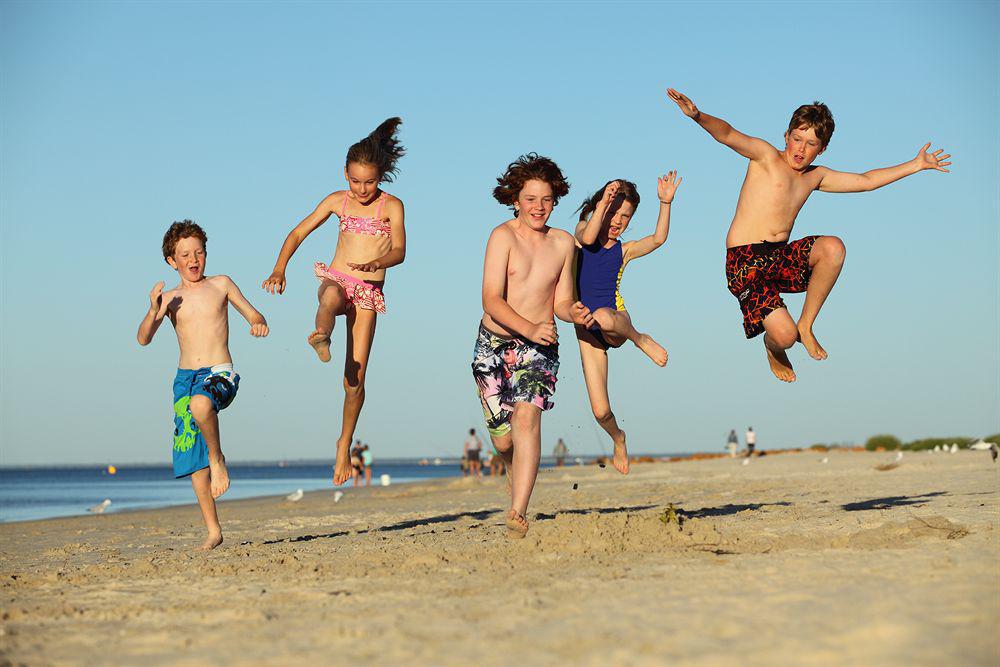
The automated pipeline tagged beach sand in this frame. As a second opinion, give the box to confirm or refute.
[2,450,997,666]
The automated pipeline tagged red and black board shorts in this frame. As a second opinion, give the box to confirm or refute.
[725,236,819,339]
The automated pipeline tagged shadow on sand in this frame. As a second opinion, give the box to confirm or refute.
[841,491,947,512]
[677,502,793,519]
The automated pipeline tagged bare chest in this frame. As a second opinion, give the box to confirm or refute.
[506,239,562,290]
[170,286,228,325]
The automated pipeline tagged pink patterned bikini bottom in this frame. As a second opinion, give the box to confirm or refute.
[314,263,386,314]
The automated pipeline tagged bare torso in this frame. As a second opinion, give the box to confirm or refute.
[727,147,825,247]
[165,275,233,369]
[327,191,396,284]
[482,220,574,337]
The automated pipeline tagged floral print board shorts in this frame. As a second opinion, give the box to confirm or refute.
[725,236,819,339]
[471,323,559,437]
[314,263,386,314]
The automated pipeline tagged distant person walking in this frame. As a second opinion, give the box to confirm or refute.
[553,438,569,467]
[726,429,738,458]
[464,428,483,478]
[745,427,756,457]
[361,444,373,486]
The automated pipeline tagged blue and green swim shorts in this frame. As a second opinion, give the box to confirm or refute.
[171,363,240,478]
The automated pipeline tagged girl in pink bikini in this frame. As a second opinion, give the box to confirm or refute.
[263,118,406,485]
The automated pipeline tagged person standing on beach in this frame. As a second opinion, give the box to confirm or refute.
[262,118,406,485]
[553,438,569,467]
[137,221,269,550]
[472,154,594,538]
[726,429,739,458]
[361,444,373,486]
[667,89,951,382]
[571,173,681,474]
[745,427,756,457]
[464,428,483,478]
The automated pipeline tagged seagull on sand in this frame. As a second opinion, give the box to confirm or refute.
[88,499,111,514]
[333,490,344,503]
[968,438,998,462]
[893,451,904,463]
[285,489,304,502]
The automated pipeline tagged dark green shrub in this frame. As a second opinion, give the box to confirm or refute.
[903,437,969,451]
[809,444,829,451]
[865,434,901,451]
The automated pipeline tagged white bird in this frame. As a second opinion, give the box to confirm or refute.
[741,458,750,466]
[88,499,111,514]
[933,445,941,453]
[820,457,829,464]
[893,451,904,463]
[333,491,344,503]
[950,443,959,454]
[968,438,992,451]
[285,489,304,502]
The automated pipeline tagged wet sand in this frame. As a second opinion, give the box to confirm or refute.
[2,450,997,666]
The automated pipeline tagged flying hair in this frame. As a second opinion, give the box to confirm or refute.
[346,117,405,183]
[575,179,640,224]
[492,153,570,208]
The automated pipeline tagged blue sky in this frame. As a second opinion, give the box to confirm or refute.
[1,1,997,466]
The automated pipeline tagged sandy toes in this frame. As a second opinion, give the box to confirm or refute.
[209,459,230,498]
[308,329,332,363]
[197,531,223,551]
[505,509,528,539]
[765,344,796,382]
[332,441,353,486]
[612,431,630,474]
[635,333,668,367]
[797,324,828,360]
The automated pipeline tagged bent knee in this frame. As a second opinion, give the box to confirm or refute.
[189,395,215,420]
[816,236,846,265]
[766,327,798,350]
[342,378,366,397]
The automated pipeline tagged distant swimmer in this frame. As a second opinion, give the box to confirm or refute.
[138,220,269,550]
[667,88,951,383]
[263,118,406,488]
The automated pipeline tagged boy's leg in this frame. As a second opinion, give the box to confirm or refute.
[508,402,542,522]
[797,236,847,360]
[310,280,349,362]
[190,468,223,550]
[577,335,629,474]
[591,308,667,367]
[762,308,800,383]
[189,395,228,498]
[489,432,514,495]
[333,308,377,485]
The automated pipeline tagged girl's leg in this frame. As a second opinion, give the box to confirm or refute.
[332,308,378,485]
[591,308,668,367]
[189,468,222,550]
[577,333,630,475]
[310,280,349,362]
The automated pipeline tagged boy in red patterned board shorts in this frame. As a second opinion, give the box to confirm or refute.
[667,89,951,382]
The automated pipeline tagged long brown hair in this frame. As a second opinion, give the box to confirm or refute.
[345,117,405,183]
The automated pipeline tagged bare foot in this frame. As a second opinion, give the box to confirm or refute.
[198,531,223,551]
[209,458,230,498]
[797,323,828,360]
[612,430,630,475]
[307,329,332,363]
[505,509,528,539]
[635,334,668,367]
[765,344,796,382]
[332,440,352,486]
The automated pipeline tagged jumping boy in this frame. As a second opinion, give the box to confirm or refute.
[667,89,951,382]
[473,154,594,538]
[137,220,269,549]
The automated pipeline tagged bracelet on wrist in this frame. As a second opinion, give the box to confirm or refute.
[659,200,672,205]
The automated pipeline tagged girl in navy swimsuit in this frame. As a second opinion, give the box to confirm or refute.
[572,173,681,474]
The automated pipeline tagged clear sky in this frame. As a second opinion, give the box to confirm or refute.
[1,1,997,466]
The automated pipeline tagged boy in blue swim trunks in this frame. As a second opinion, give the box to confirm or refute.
[137,220,269,550]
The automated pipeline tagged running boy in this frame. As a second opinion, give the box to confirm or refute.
[137,220,269,550]
[667,89,951,382]
[473,154,594,538]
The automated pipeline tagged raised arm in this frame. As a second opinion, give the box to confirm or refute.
[348,197,407,272]
[262,193,339,295]
[553,237,594,328]
[574,181,619,246]
[818,143,951,193]
[623,170,682,262]
[481,227,546,341]
[223,276,269,337]
[137,281,170,345]
[667,88,773,161]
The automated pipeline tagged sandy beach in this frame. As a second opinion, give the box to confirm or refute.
[2,450,997,666]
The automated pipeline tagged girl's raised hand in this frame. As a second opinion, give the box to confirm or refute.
[262,271,286,295]
[599,180,621,208]
[657,170,682,204]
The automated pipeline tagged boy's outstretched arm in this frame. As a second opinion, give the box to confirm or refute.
[817,143,952,193]
[482,228,559,345]
[553,244,595,329]
[667,88,773,161]
[574,181,620,246]
[262,194,338,295]
[624,170,682,262]
[137,281,169,345]
[224,276,269,337]
[348,199,406,272]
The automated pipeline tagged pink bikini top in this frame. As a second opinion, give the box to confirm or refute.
[339,192,392,238]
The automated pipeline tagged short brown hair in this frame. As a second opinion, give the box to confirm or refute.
[787,102,835,148]
[162,220,207,262]
[493,153,570,208]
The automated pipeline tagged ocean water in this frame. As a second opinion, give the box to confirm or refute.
[0,460,496,523]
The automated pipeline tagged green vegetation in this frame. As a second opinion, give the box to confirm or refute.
[865,434,902,451]
[902,437,968,451]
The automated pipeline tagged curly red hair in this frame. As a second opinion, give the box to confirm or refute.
[492,153,570,208]
[162,220,207,262]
